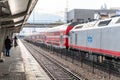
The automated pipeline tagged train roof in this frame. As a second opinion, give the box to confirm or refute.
[46,22,80,32]
[46,23,71,32]
[73,20,98,30]
[71,16,120,32]
[46,24,67,32]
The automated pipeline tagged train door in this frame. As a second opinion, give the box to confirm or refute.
[60,33,63,48]
[75,33,77,45]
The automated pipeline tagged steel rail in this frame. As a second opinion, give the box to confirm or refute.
[22,40,82,80]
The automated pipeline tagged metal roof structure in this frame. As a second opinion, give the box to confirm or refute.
[0,0,38,32]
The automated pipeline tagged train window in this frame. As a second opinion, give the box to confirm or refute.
[36,36,39,39]
[32,36,34,39]
[70,34,72,44]
[75,26,83,29]
[98,19,111,27]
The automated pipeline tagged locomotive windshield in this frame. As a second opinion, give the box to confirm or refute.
[98,19,111,27]
[116,18,120,23]
[75,26,83,29]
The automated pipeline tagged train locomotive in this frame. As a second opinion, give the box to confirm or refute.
[69,16,120,62]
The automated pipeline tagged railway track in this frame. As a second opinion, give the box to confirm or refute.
[22,40,82,80]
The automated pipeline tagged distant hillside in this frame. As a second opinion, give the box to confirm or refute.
[27,13,65,23]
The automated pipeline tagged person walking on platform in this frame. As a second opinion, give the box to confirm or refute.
[14,36,18,47]
[4,36,12,56]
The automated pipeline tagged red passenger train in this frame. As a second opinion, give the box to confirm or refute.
[45,22,78,49]
[25,22,78,49]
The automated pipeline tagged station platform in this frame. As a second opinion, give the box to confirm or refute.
[0,39,51,80]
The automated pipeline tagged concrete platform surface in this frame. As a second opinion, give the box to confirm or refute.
[0,39,51,80]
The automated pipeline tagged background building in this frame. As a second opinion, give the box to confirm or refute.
[67,9,118,23]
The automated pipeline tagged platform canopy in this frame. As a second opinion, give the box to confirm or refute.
[0,0,38,32]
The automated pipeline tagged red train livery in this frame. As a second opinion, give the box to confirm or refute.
[45,22,78,48]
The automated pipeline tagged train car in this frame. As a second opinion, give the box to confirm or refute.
[34,32,46,44]
[45,22,78,49]
[69,16,120,60]
[25,32,46,44]
[24,35,33,42]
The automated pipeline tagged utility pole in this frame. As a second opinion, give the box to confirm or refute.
[65,0,68,23]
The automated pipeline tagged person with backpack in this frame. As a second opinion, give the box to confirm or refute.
[4,36,12,56]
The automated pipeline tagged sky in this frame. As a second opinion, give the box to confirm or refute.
[32,0,120,17]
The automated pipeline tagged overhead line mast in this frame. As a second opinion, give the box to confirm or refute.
[65,0,68,23]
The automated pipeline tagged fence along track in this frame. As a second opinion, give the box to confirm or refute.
[22,40,82,80]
